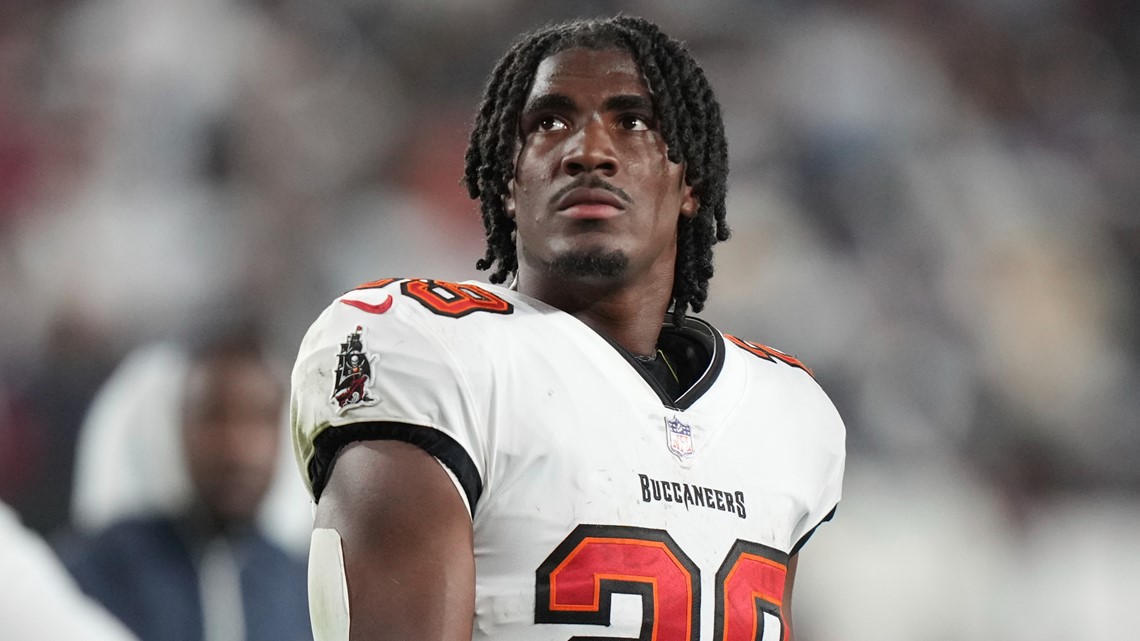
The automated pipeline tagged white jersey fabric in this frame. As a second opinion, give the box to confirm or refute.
[291,278,845,640]
[0,502,139,641]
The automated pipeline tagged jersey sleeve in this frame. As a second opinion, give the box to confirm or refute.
[725,334,847,555]
[290,285,490,513]
[789,379,846,555]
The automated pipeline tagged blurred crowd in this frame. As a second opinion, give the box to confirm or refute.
[1,0,1137,639]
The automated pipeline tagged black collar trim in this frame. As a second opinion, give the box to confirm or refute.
[600,316,725,411]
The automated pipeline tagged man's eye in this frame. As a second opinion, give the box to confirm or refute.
[619,115,650,131]
[537,116,567,131]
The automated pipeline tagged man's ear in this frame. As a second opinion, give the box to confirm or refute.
[680,182,698,219]
[505,178,517,219]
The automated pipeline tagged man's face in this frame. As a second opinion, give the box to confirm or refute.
[507,47,696,284]
[181,355,282,527]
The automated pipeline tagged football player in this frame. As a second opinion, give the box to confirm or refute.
[291,15,845,641]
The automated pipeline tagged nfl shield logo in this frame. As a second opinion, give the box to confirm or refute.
[665,416,695,460]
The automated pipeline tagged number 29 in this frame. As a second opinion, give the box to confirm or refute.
[536,524,790,641]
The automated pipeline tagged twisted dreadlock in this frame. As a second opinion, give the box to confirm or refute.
[463,16,730,324]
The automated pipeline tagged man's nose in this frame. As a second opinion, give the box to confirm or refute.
[560,119,617,176]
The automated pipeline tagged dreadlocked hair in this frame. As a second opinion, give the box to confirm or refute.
[463,15,730,324]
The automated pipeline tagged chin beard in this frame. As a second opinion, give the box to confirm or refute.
[548,249,629,279]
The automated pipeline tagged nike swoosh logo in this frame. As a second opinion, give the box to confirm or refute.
[341,295,393,314]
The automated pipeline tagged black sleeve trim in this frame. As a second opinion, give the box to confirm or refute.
[309,421,482,517]
[790,504,837,556]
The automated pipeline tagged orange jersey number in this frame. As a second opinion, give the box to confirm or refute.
[537,524,789,640]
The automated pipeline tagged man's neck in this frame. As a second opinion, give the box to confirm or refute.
[517,271,673,357]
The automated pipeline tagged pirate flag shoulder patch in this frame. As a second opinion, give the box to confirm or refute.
[330,325,378,414]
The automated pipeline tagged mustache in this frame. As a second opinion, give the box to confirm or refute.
[549,175,633,207]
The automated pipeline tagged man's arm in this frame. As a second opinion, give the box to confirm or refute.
[784,553,799,641]
[313,436,475,641]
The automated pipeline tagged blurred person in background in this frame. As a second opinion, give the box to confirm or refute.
[57,323,311,641]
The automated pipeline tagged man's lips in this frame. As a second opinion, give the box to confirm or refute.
[556,187,627,219]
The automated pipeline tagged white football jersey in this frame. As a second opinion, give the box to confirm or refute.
[291,278,845,640]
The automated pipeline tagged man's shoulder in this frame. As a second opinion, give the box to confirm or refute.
[719,330,846,445]
[321,277,533,334]
[720,331,817,381]
[291,278,543,502]
[301,277,557,369]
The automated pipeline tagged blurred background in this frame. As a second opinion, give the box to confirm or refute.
[0,0,1137,639]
